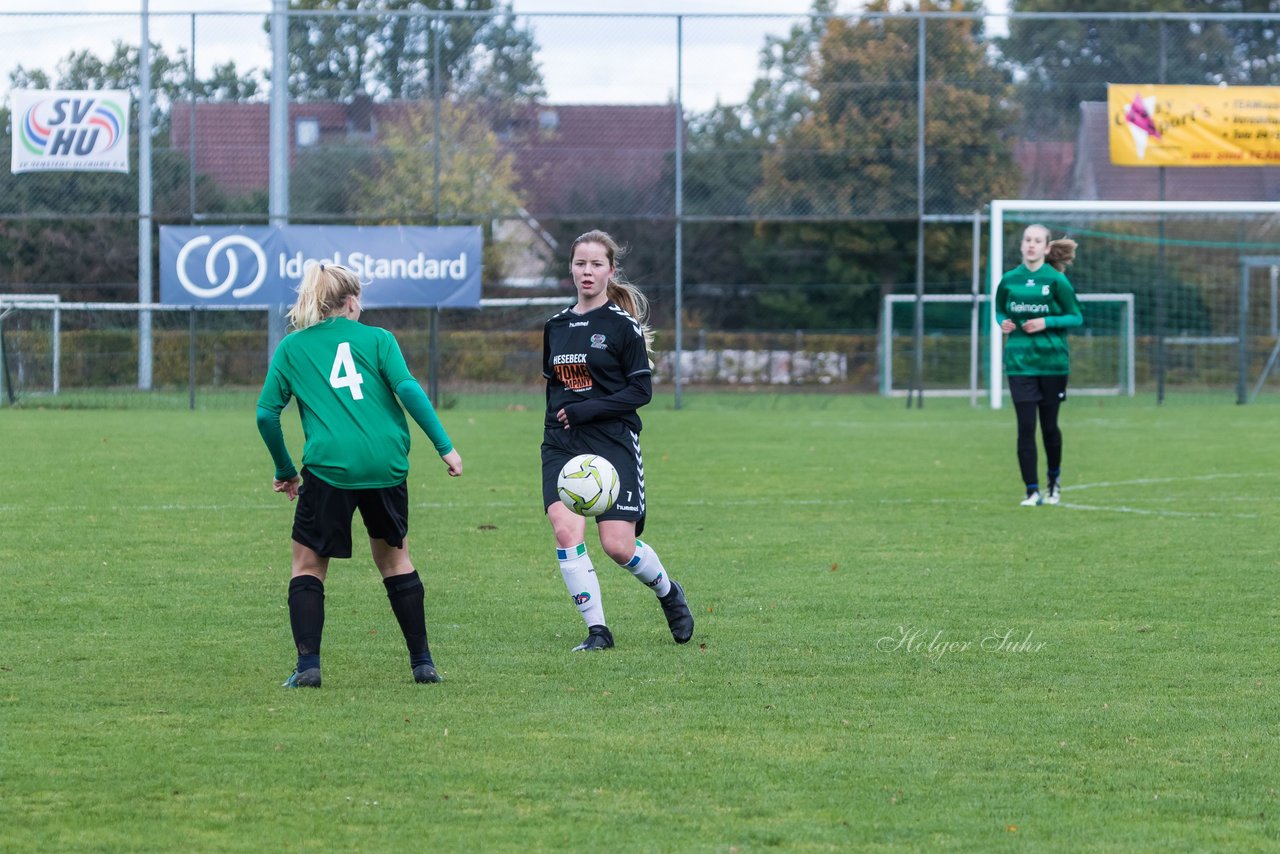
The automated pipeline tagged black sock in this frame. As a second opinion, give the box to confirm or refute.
[383,570,433,667]
[1014,401,1040,487]
[288,575,325,671]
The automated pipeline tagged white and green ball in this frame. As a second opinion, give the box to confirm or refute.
[556,454,621,517]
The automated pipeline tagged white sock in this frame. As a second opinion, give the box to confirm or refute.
[558,543,605,627]
[620,539,672,597]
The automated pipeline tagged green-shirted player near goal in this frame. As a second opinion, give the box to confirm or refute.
[256,262,463,688]
[995,224,1082,507]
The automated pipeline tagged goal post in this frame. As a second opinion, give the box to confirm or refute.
[989,199,1280,408]
[0,294,62,404]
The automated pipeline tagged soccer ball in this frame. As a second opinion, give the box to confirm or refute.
[557,454,620,517]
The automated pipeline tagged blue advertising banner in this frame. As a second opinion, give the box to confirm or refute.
[159,225,483,308]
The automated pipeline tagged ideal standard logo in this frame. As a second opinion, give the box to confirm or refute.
[21,96,126,160]
[160,225,483,308]
[172,234,469,301]
[175,234,269,300]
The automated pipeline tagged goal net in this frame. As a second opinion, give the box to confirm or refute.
[990,200,1280,407]
[881,292,1134,402]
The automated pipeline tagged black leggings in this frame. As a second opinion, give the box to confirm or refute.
[1014,400,1062,488]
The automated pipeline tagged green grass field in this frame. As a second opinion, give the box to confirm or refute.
[2,393,1277,851]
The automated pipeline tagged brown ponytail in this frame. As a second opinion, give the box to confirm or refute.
[1046,238,1078,273]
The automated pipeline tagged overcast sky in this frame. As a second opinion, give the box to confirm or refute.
[0,1,828,13]
[0,2,1011,111]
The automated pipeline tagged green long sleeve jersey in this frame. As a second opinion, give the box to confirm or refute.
[995,263,1083,376]
[256,317,451,489]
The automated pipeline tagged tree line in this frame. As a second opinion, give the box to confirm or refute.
[3,0,1278,331]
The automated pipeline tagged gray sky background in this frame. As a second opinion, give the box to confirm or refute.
[0,2,1011,111]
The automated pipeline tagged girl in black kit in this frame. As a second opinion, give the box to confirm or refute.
[541,230,693,652]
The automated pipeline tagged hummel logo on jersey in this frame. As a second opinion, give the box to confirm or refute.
[569,320,589,327]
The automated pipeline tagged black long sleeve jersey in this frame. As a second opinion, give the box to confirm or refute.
[542,301,652,433]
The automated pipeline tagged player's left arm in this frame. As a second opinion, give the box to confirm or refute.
[255,405,298,482]
[1044,276,1083,329]
[256,353,299,486]
[561,371,653,426]
[560,323,653,426]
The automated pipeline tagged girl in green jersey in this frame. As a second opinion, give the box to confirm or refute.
[995,225,1082,507]
[256,263,463,687]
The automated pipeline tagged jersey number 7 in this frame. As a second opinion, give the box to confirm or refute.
[329,342,365,400]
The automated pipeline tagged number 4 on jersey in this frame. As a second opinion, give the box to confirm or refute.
[329,342,365,400]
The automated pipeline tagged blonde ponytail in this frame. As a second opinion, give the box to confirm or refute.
[288,263,363,330]
[607,279,656,366]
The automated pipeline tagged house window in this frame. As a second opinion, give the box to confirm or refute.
[538,110,559,131]
[296,118,320,148]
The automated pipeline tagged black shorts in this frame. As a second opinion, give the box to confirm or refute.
[291,468,409,559]
[1009,374,1068,405]
[541,420,646,536]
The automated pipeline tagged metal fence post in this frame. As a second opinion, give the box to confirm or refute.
[138,0,154,391]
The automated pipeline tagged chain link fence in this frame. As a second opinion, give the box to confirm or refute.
[2,7,1280,405]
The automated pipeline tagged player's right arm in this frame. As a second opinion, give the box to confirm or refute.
[377,329,461,475]
[542,322,556,411]
[395,380,462,477]
[994,276,1016,333]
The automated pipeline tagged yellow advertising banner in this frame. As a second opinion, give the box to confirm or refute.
[1108,84,1280,167]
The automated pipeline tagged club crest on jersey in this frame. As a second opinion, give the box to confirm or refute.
[590,333,607,349]
[1042,285,1050,295]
